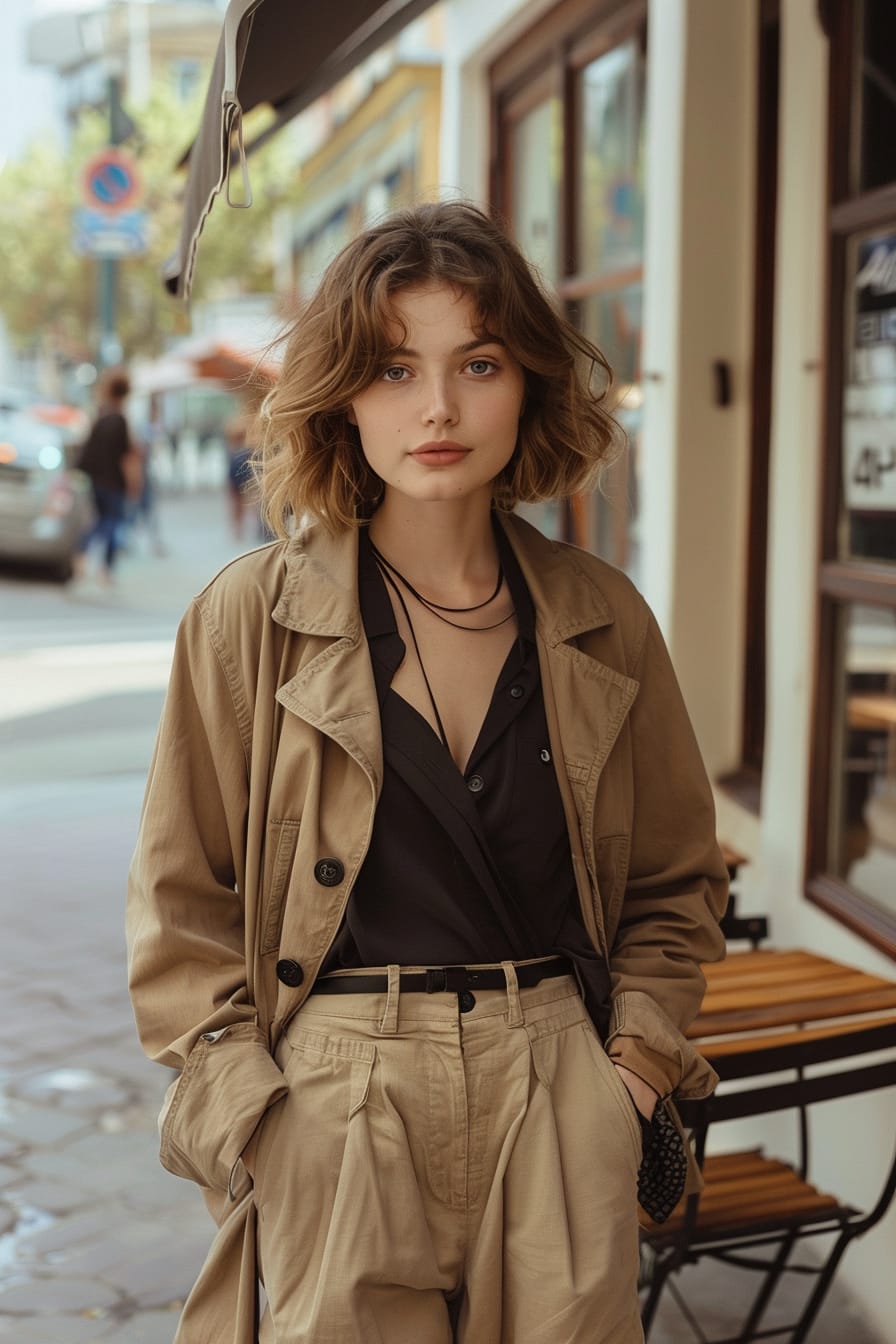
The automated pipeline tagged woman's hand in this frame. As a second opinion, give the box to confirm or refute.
[612,1062,659,1122]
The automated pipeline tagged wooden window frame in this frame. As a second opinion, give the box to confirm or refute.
[719,0,780,813]
[489,0,647,562]
[806,0,896,959]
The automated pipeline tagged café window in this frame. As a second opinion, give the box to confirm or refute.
[809,0,896,957]
[489,1,646,580]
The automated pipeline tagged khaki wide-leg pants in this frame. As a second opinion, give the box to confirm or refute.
[254,964,644,1343]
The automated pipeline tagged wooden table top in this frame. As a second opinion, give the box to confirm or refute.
[688,948,896,1066]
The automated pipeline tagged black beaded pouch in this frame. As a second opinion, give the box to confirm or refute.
[636,1100,688,1224]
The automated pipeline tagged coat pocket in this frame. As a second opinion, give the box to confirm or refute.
[260,818,300,955]
[159,1022,288,1195]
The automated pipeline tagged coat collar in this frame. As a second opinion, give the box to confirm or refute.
[497,512,614,645]
[271,511,615,647]
[271,520,363,638]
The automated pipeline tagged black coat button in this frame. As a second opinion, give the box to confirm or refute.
[276,959,304,987]
[467,774,484,794]
[314,858,344,886]
[509,684,524,699]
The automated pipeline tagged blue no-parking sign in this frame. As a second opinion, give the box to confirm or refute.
[82,148,142,213]
[76,148,147,256]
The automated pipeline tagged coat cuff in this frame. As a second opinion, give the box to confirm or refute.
[605,989,718,1100]
[159,1021,288,1194]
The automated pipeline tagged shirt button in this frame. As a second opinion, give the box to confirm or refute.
[459,990,476,1013]
[509,684,524,699]
[314,858,344,886]
[276,959,304,987]
[467,774,484,794]
[540,747,551,762]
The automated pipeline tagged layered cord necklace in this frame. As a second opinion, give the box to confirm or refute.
[369,540,514,631]
[369,538,516,754]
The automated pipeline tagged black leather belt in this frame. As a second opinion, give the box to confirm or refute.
[310,957,573,997]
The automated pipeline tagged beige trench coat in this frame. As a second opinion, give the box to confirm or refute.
[127,512,728,1343]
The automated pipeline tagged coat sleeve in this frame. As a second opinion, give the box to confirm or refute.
[604,610,728,1100]
[126,600,286,1196]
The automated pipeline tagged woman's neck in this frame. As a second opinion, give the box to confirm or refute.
[367,494,500,598]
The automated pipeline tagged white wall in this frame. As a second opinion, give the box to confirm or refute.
[641,0,756,776]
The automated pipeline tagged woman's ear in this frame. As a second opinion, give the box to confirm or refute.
[347,405,358,427]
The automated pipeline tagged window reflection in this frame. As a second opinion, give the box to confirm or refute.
[510,98,560,287]
[579,287,642,582]
[858,0,896,193]
[577,42,645,278]
[834,602,896,914]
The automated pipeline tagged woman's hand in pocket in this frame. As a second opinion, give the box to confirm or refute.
[612,1062,658,1122]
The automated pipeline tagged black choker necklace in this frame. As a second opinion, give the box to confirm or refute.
[369,540,513,632]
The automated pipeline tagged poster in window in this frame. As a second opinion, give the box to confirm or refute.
[843,233,896,550]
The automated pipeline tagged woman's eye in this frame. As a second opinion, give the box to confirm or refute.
[382,365,408,382]
[467,358,496,376]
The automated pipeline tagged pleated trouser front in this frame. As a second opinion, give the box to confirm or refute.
[253,967,644,1344]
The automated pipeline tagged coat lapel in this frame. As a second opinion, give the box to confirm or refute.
[272,524,383,790]
[500,513,640,861]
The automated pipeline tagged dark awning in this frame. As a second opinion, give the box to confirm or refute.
[167,0,437,299]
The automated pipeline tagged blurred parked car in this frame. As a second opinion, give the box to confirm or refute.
[0,410,92,581]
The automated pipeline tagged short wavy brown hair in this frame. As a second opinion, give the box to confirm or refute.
[259,200,621,534]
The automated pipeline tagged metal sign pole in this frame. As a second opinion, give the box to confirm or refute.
[97,75,125,368]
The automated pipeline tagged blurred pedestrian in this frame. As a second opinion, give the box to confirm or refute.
[74,368,141,582]
[128,202,727,1343]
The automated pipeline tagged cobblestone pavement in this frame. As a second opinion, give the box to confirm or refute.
[0,491,887,1343]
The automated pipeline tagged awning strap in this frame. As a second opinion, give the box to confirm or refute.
[224,99,253,209]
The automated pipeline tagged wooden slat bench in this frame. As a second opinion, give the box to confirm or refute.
[639,950,896,1344]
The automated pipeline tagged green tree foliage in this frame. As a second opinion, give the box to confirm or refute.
[0,83,295,364]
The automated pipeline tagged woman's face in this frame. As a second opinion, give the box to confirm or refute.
[349,284,526,511]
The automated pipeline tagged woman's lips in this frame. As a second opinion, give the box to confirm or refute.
[411,443,470,465]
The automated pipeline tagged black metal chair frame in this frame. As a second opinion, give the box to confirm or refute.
[640,1019,896,1344]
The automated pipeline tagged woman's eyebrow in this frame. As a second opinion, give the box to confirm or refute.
[458,335,506,352]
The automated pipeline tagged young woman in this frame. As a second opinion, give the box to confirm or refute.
[127,201,727,1344]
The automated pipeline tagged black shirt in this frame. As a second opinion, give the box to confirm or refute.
[321,523,611,1024]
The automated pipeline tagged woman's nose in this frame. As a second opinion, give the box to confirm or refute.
[422,377,458,427]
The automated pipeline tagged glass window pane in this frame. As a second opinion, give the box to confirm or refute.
[515,499,565,541]
[858,0,896,194]
[578,283,643,580]
[830,602,896,917]
[841,230,896,564]
[509,98,560,286]
[576,40,645,278]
